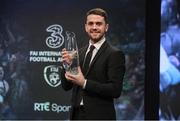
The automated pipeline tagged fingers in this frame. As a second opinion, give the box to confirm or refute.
[65,72,73,80]
[62,48,72,64]
[62,48,66,51]
[62,54,70,61]
[65,70,85,87]
[78,67,84,76]
[77,66,82,74]
[78,66,81,71]
[65,72,76,80]
[62,49,68,58]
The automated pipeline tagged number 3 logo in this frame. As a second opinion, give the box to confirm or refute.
[46,24,64,48]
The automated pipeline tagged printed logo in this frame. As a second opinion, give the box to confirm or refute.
[34,102,71,113]
[44,65,62,87]
[46,24,64,48]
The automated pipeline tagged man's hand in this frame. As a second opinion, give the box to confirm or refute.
[65,67,85,87]
[62,48,73,65]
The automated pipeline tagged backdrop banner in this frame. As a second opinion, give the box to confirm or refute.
[0,0,145,120]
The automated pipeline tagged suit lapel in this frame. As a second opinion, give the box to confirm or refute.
[85,41,108,76]
[79,45,88,67]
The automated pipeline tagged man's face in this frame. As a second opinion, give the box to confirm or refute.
[85,14,109,43]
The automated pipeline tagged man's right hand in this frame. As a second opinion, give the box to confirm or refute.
[61,48,73,65]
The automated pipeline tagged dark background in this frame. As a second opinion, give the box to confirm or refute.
[0,0,147,120]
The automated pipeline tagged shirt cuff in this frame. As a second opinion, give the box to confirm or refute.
[83,79,87,89]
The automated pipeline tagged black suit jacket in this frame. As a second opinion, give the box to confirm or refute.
[61,41,125,120]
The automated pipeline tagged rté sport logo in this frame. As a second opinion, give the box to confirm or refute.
[34,102,71,113]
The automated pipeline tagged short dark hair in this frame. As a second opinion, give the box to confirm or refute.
[86,8,108,24]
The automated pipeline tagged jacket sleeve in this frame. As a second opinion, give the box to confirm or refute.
[85,50,126,98]
[61,67,73,91]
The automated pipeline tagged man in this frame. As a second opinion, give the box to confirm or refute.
[61,8,125,120]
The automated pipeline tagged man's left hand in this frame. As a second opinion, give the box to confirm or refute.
[65,66,85,87]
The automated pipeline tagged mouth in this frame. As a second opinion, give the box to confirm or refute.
[90,33,99,37]
[90,29,100,33]
[91,32,98,34]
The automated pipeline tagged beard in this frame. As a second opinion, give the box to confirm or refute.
[88,31,105,43]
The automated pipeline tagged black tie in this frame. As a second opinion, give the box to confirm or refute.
[83,45,95,74]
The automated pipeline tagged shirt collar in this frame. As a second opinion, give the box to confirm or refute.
[89,37,106,50]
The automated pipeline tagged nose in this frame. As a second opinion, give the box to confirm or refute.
[92,24,97,29]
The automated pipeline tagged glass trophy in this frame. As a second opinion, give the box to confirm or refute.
[63,31,79,75]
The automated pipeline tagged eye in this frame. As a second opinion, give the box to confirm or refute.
[96,22,102,26]
[87,22,94,26]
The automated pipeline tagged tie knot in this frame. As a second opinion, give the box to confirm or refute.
[89,45,95,52]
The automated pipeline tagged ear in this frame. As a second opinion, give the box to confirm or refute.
[105,24,109,32]
[85,24,88,32]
